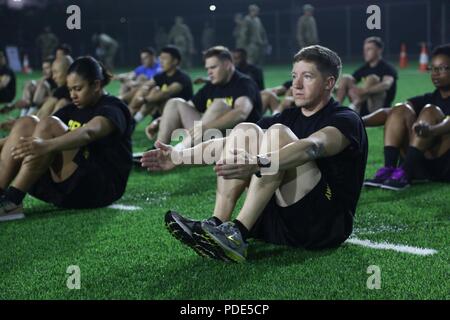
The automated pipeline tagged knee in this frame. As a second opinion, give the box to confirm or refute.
[11,116,39,135]
[231,122,263,135]
[417,104,444,122]
[365,74,381,85]
[389,103,415,119]
[34,116,66,135]
[265,123,297,146]
[340,74,355,85]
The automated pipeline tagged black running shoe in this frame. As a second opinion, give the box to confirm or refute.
[164,210,229,260]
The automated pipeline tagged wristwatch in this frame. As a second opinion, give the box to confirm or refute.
[255,155,271,178]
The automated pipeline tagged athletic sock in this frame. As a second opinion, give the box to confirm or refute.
[133,111,144,123]
[402,146,426,180]
[210,216,223,226]
[20,108,28,117]
[384,146,400,168]
[233,219,249,242]
[4,186,26,205]
[27,106,38,115]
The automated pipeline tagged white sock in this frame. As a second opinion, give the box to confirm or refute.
[134,111,144,123]
[20,108,28,117]
[348,103,358,111]
[27,106,38,115]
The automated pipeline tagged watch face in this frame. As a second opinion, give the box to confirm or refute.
[258,156,271,167]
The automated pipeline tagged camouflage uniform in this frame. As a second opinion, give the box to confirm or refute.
[168,18,195,69]
[297,15,319,48]
[243,14,268,66]
[36,30,59,60]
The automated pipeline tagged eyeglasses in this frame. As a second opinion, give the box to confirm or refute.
[426,65,450,73]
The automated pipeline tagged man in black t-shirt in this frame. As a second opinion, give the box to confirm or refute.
[232,48,265,90]
[0,50,16,104]
[364,44,450,190]
[156,46,262,149]
[142,45,368,262]
[128,46,193,129]
[336,37,398,116]
[37,55,73,118]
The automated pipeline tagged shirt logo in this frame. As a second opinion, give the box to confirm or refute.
[68,120,82,131]
[325,184,332,201]
[206,97,234,109]
[161,84,168,92]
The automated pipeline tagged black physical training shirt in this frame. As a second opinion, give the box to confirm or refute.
[53,85,70,100]
[153,69,193,101]
[257,98,368,218]
[54,94,133,195]
[0,65,16,101]
[352,59,398,108]
[408,90,450,116]
[236,63,265,90]
[45,78,57,91]
[191,70,262,123]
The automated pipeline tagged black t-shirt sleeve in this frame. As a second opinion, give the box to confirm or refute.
[96,104,128,135]
[53,86,70,100]
[153,73,164,87]
[407,93,432,115]
[233,78,259,106]
[53,105,71,124]
[256,112,284,130]
[191,84,210,113]
[352,66,365,83]
[326,110,365,153]
[382,62,398,79]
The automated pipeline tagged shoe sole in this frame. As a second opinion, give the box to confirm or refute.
[363,181,384,188]
[0,212,25,222]
[380,184,410,191]
[164,214,227,261]
[192,228,246,263]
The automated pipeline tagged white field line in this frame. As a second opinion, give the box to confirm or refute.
[346,238,438,256]
[108,204,142,211]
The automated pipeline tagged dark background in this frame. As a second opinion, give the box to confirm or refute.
[0,0,448,68]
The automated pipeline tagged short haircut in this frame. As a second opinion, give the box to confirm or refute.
[364,36,384,50]
[431,43,450,58]
[160,45,182,62]
[293,45,342,81]
[232,48,248,58]
[141,47,156,56]
[43,55,55,65]
[203,46,232,62]
[56,43,72,55]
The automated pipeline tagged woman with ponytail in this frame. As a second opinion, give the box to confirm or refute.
[0,56,133,220]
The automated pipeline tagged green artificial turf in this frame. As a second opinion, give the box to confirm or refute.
[0,63,448,300]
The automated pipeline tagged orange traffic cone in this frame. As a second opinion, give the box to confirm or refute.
[22,54,32,74]
[399,43,408,68]
[419,43,428,72]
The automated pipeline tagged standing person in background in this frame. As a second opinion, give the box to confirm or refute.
[36,27,59,62]
[243,4,269,66]
[154,26,169,53]
[92,33,119,71]
[201,21,216,52]
[0,50,16,106]
[297,4,319,49]
[168,17,195,69]
[233,13,247,50]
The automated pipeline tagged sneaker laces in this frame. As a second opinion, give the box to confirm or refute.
[391,167,407,180]
[375,166,393,178]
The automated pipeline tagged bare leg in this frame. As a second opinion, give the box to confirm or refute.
[260,90,279,114]
[157,98,201,144]
[364,75,386,113]
[384,104,417,155]
[0,116,38,190]
[335,74,356,104]
[362,107,391,127]
[12,116,78,192]
[235,124,321,230]
[212,122,264,222]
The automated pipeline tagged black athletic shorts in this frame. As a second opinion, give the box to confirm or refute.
[28,149,123,209]
[249,174,354,250]
[424,149,450,182]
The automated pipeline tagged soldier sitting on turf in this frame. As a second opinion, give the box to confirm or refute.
[363,44,450,190]
[151,46,262,150]
[36,55,73,118]
[335,37,398,116]
[0,56,133,222]
[260,80,295,114]
[141,45,368,262]
[0,56,57,125]
[115,47,162,104]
